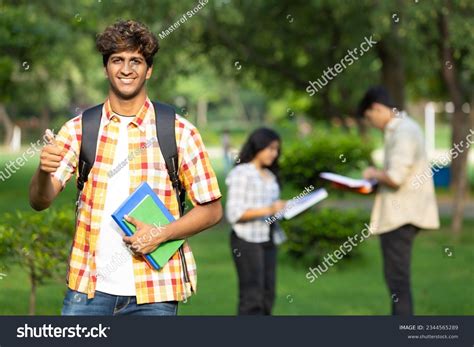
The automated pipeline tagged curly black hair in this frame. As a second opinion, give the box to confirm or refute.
[96,20,159,67]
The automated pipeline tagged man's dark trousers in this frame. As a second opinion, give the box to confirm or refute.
[380,224,419,315]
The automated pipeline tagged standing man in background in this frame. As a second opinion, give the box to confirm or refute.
[358,86,439,315]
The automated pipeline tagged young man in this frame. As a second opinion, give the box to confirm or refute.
[358,86,439,315]
[29,20,223,315]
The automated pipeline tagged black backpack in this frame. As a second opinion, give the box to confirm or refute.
[75,101,189,281]
[76,101,185,215]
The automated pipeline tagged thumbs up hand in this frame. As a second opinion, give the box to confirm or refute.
[39,129,64,173]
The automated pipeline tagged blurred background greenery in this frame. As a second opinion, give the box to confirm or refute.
[0,0,473,315]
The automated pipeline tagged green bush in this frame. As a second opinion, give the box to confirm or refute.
[0,207,75,314]
[279,129,374,188]
[279,129,373,265]
[280,208,369,266]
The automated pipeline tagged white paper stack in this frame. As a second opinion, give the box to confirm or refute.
[283,188,328,220]
[319,172,375,191]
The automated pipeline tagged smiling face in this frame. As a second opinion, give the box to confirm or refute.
[104,50,152,101]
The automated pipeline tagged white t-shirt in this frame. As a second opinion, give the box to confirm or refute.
[95,115,136,295]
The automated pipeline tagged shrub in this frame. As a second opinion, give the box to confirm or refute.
[279,129,373,265]
[279,129,374,188]
[280,208,369,266]
[0,207,74,315]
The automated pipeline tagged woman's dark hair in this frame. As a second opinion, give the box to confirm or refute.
[236,127,281,185]
[96,20,159,68]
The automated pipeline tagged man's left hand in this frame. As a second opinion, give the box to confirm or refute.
[122,215,170,255]
[363,166,380,180]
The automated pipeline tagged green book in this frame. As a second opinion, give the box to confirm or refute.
[112,182,184,270]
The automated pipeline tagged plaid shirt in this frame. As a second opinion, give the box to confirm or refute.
[225,163,286,244]
[53,97,221,304]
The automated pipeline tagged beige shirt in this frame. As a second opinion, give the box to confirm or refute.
[370,115,440,235]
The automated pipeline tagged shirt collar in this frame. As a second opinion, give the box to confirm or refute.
[248,161,275,180]
[385,114,404,133]
[103,96,152,131]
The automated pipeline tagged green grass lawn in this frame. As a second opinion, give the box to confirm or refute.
[1,219,473,315]
[0,152,473,315]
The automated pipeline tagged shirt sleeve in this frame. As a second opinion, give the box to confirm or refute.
[51,117,80,189]
[178,122,222,206]
[385,129,418,186]
[225,167,249,224]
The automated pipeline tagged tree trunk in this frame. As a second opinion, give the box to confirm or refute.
[451,122,469,232]
[375,0,406,109]
[227,80,248,124]
[0,103,14,147]
[40,107,50,132]
[377,36,406,110]
[438,2,471,232]
[29,274,36,315]
[196,98,208,127]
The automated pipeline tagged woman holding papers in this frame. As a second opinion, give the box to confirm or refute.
[225,128,287,315]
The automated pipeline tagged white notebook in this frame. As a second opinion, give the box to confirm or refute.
[283,188,328,220]
[319,172,374,189]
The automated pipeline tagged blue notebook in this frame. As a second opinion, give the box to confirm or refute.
[111,182,184,270]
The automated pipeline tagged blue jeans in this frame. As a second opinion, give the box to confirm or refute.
[61,288,178,316]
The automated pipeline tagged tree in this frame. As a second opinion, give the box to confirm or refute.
[404,0,473,231]
[196,0,473,230]
[0,208,74,315]
[0,0,112,146]
[1,0,472,228]
[437,0,473,232]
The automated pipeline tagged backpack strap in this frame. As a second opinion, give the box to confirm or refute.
[77,104,103,192]
[152,101,190,285]
[76,101,190,283]
[76,101,186,215]
[152,101,186,217]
